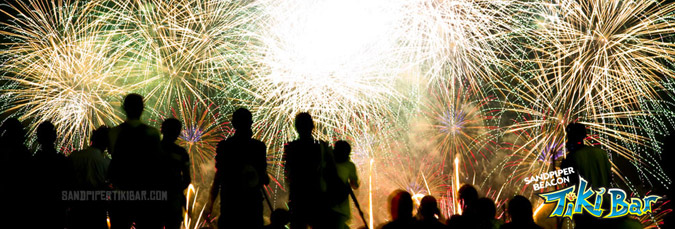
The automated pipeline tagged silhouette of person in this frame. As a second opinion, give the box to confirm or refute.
[446,184,479,229]
[69,126,111,229]
[108,93,163,229]
[0,118,31,227]
[159,118,191,229]
[0,118,30,162]
[501,195,542,229]
[378,189,414,229]
[560,123,610,229]
[283,112,339,229]
[332,140,360,229]
[414,195,445,229]
[207,108,268,229]
[561,123,611,188]
[265,208,291,229]
[474,197,500,229]
[33,121,70,228]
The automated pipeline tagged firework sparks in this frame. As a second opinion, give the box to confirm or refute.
[103,0,260,112]
[160,99,232,184]
[0,0,131,148]
[423,82,499,176]
[244,0,405,149]
[526,0,675,111]
[0,0,674,227]
[492,55,669,198]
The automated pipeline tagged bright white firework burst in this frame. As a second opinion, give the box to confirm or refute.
[244,0,519,149]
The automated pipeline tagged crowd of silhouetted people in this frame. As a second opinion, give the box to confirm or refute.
[0,93,664,229]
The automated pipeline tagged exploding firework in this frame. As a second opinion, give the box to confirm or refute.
[244,0,405,151]
[1,0,674,226]
[160,99,232,184]
[492,58,670,199]
[524,0,675,125]
[103,0,261,112]
[422,82,499,176]
[489,0,675,197]
[0,0,132,148]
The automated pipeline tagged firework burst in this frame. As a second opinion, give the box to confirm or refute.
[525,0,675,117]
[160,99,232,184]
[423,82,499,176]
[0,0,132,148]
[492,57,670,198]
[244,0,406,150]
[104,0,260,112]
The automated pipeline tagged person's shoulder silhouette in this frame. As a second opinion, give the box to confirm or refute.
[414,195,445,229]
[474,197,499,229]
[34,121,64,160]
[446,184,479,229]
[1,117,30,161]
[264,208,290,229]
[210,108,268,229]
[32,121,70,228]
[160,118,191,190]
[108,93,161,189]
[561,122,610,189]
[215,108,268,191]
[284,112,324,189]
[0,117,31,226]
[69,125,110,190]
[501,195,542,229]
[159,118,190,229]
[379,190,415,229]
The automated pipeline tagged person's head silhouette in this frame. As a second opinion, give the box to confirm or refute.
[123,93,144,120]
[566,123,586,144]
[418,195,440,219]
[36,121,56,147]
[91,125,110,151]
[507,195,534,223]
[458,184,478,214]
[334,140,351,163]
[294,112,314,139]
[389,189,413,221]
[161,118,182,142]
[232,108,253,131]
[1,118,25,142]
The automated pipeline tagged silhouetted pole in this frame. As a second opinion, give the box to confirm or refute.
[261,186,273,211]
[349,188,369,229]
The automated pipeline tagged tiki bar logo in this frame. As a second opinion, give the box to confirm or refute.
[538,178,661,219]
